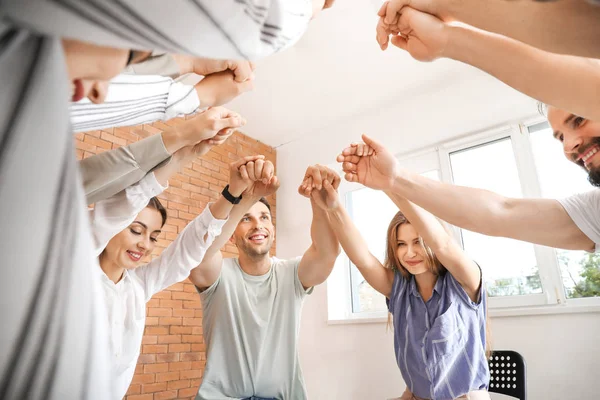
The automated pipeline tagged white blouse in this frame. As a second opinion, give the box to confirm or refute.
[91,174,227,398]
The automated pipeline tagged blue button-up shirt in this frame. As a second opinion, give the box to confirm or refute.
[387,270,489,400]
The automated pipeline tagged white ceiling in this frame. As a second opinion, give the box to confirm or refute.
[228,0,523,148]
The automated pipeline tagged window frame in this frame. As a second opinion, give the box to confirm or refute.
[326,122,600,325]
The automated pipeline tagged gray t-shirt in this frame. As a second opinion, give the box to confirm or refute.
[196,257,312,400]
[558,190,600,251]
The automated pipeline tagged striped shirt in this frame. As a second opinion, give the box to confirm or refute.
[0,2,312,399]
[71,74,201,133]
[387,271,489,400]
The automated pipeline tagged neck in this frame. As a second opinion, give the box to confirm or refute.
[414,271,438,301]
[238,251,271,276]
[98,253,126,284]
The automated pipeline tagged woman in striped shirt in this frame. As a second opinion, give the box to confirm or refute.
[307,138,491,399]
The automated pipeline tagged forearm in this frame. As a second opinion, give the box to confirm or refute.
[391,169,510,237]
[384,190,453,252]
[326,204,380,270]
[308,200,340,260]
[446,25,600,120]
[390,169,590,249]
[441,0,600,58]
[80,134,171,204]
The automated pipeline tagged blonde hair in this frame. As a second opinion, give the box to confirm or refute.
[383,211,492,358]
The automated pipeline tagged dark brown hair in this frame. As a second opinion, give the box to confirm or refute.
[147,197,167,227]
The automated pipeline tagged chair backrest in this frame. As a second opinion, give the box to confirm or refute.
[488,350,526,400]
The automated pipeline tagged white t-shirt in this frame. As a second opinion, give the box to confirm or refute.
[197,257,312,400]
[558,189,600,251]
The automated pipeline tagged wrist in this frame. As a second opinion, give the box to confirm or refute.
[195,84,215,108]
[228,182,245,198]
[161,129,184,155]
[442,24,468,61]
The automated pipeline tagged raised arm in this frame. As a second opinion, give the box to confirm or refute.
[376,7,600,121]
[296,165,341,289]
[377,0,600,58]
[339,135,595,252]
[80,106,246,204]
[300,166,394,297]
[91,124,236,256]
[189,156,279,290]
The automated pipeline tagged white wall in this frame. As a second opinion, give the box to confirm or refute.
[275,74,600,399]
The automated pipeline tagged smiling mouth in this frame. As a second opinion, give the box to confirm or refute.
[126,250,142,261]
[581,145,600,169]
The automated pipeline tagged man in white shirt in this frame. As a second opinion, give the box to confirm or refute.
[338,107,600,255]
[188,163,341,400]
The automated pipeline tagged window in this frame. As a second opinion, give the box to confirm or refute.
[327,122,600,324]
[528,122,600,300]
[448,138,543,299]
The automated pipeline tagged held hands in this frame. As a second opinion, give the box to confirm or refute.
[229,155,280,199]
[178,106,246,148]
[172,127,234,163]
[376,2,450,62]
[171,55,256,83]
[337,134,399,191]
[298,165,341,210]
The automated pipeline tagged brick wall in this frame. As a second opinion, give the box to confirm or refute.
[75,117,277,400]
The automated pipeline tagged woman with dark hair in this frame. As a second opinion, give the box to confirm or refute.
[303,143,491,400]
[89,129,264,398]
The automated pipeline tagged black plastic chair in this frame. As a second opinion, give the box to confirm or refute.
[488,350,527,400]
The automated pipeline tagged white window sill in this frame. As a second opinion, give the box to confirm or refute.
[327,301,600,325]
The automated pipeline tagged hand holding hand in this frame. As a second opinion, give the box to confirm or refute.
[298,164,341,210]
[337,134,399,190]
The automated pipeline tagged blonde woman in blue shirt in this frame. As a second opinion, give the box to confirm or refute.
[302,139,491,400]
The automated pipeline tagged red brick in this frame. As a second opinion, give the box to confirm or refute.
[142,345,168,354]
[191,343,206,352]
[75,139,97,152]
[156,371,180,382]
[152,291,172,300]
[172,292,198,301]
[182,335,203,343]
[131,373,155,384]
[173,308,195,318]
[160,299,183,309]
[183,317,202,326]
[182,300,200,309]
[170,326,193,335]
[168,361,192,372]
[158,317,182,326]
[144,363,169,373]
[168,201,189,212]
[142,335,158,345]
[83,135,112,149]
[153,390,178,400]
[157,353,180,363]
[183,284,197,293]
[114,127,140,142]
[127,394,153,400]
[148,308,172,317]
[180,369,202,379]
[100,131,127,146]
[167,379,191,390]
[145,317,159,325]
[145,326,169,335]
[157,335,181,344]
[180,352,202,361]
[147,298,160,308]
[138,354,156,364]
[141,382,167,393]
[126,384,141,395]
[179,387,200,397]
[167,282,184,292]
[168,343,190,353]
[191,327,203,335]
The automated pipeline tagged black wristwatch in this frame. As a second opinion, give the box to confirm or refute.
[221,184,243,205]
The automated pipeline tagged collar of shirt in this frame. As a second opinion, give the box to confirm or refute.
[408,274,445,299]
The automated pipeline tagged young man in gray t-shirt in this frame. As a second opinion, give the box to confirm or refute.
[189,157,340,400]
